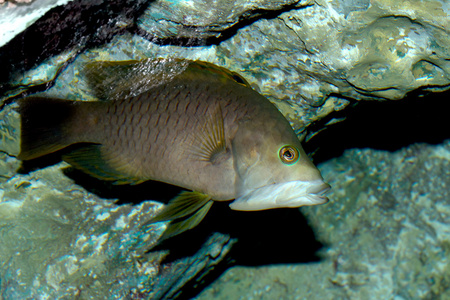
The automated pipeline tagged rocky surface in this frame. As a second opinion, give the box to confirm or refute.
[0,0,72,48]
[1,0,450,299]
[2,0,449,131]
[0,159,235,299]
[196,138,450,300]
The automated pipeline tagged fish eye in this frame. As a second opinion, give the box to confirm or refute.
[279,145,299,165]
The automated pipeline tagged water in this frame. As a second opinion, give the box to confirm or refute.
[1,1,450,299]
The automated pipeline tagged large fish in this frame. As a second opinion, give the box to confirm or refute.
[17,59,330,240]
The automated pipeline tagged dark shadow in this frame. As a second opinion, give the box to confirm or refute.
[212,205,322,266]
[305,88,450,165]
[157,201,323,264]
[0,0,153,94]
[63,167,185,205]
[17,151,64,174]
[168,202,324,300]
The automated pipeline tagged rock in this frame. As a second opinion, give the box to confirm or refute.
[137,0,311,41]
[0,161,235,299]
[1,0,450,299]
[0,0,150,96]
[0,0,73,48]
[135,0,450,131]
[2,0,449,131]
[196,138,450,299]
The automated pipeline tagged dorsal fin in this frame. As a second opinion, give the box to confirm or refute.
[83,59,251,101]
[188,61,252,88]
[82,58,189,100]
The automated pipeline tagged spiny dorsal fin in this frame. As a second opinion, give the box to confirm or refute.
[62,144,144,185]
[146,191,213,241]
[82,58,188,100]
[83,59,250,101]
[190,104,228,163]
[188,61,252,88]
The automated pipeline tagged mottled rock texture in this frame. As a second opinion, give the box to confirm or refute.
[196,138,450,300]
[1,0,450,131]
[137,0,450,131]
[1,0,449,299]
[0,161,235,299]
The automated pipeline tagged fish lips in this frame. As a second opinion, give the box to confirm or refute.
[229,180,331,211]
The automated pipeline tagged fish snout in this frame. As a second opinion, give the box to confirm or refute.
[230,179,331,211]
[304,181,331,204]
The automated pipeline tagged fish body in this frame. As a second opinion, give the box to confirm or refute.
[18,59,330,239]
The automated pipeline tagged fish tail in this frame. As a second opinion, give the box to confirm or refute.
[17,97,80,160]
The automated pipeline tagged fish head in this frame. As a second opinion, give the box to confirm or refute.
[230,117,330,211]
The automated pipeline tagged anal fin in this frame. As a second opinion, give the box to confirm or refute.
[62,144,144,185]
[146,191,213,241]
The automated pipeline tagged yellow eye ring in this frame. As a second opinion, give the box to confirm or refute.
[279,145,299,165]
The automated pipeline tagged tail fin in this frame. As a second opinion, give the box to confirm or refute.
[17,97,78,160]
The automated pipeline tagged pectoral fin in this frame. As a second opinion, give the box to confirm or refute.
[190,105,229,164]
[147,191,213,241]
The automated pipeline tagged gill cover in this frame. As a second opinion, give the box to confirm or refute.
[230,125,330,211]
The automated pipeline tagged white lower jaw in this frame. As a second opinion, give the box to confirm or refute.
[229,180,330,211]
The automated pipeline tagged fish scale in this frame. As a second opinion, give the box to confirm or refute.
[17,59,330,240]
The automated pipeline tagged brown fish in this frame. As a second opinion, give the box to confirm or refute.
[17,59,330,240]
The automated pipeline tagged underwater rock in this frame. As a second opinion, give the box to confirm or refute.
[135,0,450,131]
[137,0,311,41]
[0,0,150,94]
[1,0,450,298]
[195,139,450,299]
[2,0,450,132]
[0,161,235,299]
[0,0,72,48]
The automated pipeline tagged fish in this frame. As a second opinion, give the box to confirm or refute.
[17,59,330,241]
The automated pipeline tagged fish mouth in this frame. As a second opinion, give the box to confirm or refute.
[229,180,331,211]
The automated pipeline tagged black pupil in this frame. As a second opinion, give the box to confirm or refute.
[284,149,293,159]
